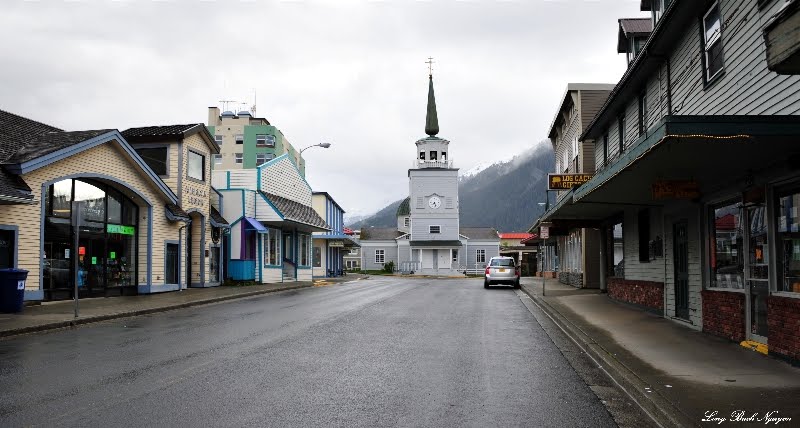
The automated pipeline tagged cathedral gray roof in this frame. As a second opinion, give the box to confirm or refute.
[425,75,439,136]
[360,227,404,241]
[460,227,500,240]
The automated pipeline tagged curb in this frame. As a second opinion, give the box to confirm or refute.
[0,283,313,340]
[520,285,696,428]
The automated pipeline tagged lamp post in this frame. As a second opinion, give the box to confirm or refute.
[299,142,332,154]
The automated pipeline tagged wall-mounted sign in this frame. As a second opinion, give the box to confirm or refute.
[329,240,344,247]
[652,180,700,200]
[107,224,135,235]
[548,174,593,190]
[540,226,550,239]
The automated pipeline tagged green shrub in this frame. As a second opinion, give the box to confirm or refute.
[383,261,395,273]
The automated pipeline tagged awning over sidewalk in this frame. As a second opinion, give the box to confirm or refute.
[243,217,267,234]
[313,233,360,247]
[540,116,800,224]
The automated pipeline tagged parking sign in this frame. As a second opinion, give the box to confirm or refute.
[540,226,549,239]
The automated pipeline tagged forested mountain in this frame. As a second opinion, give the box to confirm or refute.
[347,143,555,232]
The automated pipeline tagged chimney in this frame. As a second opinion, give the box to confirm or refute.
[207,107,220,126]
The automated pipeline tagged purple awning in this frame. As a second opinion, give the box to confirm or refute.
[243,217,267,234]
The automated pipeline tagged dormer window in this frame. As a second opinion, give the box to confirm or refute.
[420,151,425,160]
[628,37,646,64]
[429,151,437,161]
[650,0,672,25]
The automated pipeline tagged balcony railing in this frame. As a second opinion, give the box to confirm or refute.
[414,159,453,168]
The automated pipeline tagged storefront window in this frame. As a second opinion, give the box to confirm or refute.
[710,201,744,289]
[43,178,138,301]
[300,234,310,266]
[776,187,800,293]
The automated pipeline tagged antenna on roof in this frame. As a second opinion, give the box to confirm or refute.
[251,88,257,116]
[219,100,237,111]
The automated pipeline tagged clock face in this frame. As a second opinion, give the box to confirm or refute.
[428,196,442,209]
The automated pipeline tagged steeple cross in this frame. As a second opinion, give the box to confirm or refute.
[426,57,435,76]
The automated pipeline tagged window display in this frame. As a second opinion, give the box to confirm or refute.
[776,187,800,293]
[710,201,743,289]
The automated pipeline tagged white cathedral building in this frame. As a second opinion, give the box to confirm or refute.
[359,74,500,275]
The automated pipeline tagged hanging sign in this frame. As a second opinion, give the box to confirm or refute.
[110,252,116,259]
[652,180,700,200]
[91,257,97,265]
[79,247,86,256]
[548,174,593,190]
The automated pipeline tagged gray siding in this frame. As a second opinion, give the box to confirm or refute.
[361,243,398,271]
[580,140,595,174]
[464,242,500,268]
[621,207,666,284]
[580,90,613,130]
[411,216,460,241]
[663,206,703,329]
[409,170,459,212]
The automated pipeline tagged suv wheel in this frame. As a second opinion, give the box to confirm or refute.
[513,279,520,289]
[483,280,490,289]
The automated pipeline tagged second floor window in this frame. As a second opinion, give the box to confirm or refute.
[235,134,244,144]
[256,153,268,166]
[136,147,168,176]
[703,3,724,81]
[188,151,205,181]
[213,154,222,165]
[214,135,223,145]
[572,136,579,169]
[256,134,276,147]
[235,153,243,164]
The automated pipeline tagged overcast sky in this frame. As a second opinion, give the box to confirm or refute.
[1,0,646,218]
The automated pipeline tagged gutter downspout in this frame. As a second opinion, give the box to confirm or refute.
[178,220,191,290]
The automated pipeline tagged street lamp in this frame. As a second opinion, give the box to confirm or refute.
[300,142,332,154]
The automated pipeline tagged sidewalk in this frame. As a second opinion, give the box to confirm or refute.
[0,275,368,339]
[520,277,800,427]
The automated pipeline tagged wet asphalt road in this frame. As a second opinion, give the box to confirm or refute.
[0,278,617,427]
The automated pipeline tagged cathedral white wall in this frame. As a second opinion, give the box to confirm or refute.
[464,241,500,268]
[409,170,459,212]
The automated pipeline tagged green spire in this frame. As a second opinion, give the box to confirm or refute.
[425,74,439,136]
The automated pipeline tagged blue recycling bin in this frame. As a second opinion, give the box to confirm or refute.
[0,268,29,313]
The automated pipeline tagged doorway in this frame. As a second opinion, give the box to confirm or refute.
[673,220,689,320]
[746,202,769,343]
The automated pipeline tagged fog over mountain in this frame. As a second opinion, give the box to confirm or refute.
[348,142,554,232]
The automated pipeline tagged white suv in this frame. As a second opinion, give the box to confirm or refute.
[484,256,520,289]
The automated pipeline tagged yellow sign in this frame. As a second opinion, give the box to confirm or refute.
[548,174,593,190]
[652,180,700,200]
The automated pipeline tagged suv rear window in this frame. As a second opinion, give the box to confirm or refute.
[490,259,515,267]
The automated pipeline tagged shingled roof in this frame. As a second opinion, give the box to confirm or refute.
[460,227,500,240]
[123,124,219,153]
[261,192,329,230]
[359,227,404,241]
[209,206,230,227]
[618,18,653,53]
[396,197,410,216]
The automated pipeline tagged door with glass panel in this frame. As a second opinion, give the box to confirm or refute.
[673,220,689,320]
[745,200,769,343]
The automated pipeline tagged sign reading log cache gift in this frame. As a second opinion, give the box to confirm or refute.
[548,174,593,190]
[652,180,701,200]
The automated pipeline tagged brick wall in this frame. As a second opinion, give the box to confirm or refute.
[608,277,664,312]
[768,296,800,364]
[701,290,745,342]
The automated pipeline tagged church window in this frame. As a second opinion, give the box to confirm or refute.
[416,197,423,208]
[429,225,441,234]
[375,249,385,264]
[441,152,447,161]
[419,151,425,160]
[445,197,453,209]
[404,217,410,227]
[476,249,486,263]
[429,151,438,161]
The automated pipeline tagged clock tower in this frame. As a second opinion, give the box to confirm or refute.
[408,71,462,273]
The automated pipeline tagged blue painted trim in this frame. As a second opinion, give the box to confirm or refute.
[24,290,44,301]
[297,266,312,270]
[148,205,153,288]
[226,171,231,189]
[257,164,262,191]
[241,189,246,217]
[0,225,20,269]
[258,192,285,219]
[17,130,178,204]
[257,233,263,283]
[138,283,181,294]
